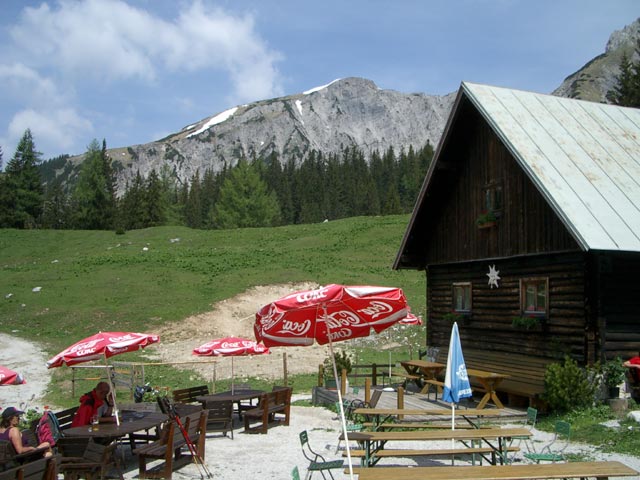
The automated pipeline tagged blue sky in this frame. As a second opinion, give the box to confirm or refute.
[0,0,638,161]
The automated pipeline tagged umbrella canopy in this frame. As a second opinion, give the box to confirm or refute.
[46,331,160,368]
[254,284,411,480]
[254,284,410,347]
[46,331,159,425]
[193,337,270,394]
[193,337,269,357]
[441,322,473,451]
[399,312,422,326]
[0,366,26,386]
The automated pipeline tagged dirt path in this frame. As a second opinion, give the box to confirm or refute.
[149,282,334,384]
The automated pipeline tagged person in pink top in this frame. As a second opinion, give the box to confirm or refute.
[0,407,51,457]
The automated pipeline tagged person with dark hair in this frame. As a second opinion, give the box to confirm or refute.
[0,407,51,456]
[71,381,116,427]
[623,352,640,402]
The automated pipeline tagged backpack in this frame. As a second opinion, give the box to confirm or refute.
[36,410,63,446]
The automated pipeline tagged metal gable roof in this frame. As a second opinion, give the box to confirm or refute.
[462,82,640,252]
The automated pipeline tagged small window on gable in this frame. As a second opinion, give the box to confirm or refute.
[483,181,503,216]
[520,277,548,316]
[453,282,472,313]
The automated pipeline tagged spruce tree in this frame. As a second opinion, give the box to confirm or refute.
[0,129,43,228]
[213,158,281,228]
[72,140,113,230]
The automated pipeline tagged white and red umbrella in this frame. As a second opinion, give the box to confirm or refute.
[399,311,422,326]
[46,331,159,424]
[0,366,26,386]
[193,337,270,394]
[254,284,411,479]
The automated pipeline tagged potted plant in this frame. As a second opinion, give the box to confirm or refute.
[602,358,626,398]
[323,350,352,389]
[476,210,497,229]
[511,315,543,331]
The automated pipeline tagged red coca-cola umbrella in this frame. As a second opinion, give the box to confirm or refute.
[0,366,26,386]
[399,311,422,326]
[46,331,159,424]
[193,337,270,394]
[254,284,411,479]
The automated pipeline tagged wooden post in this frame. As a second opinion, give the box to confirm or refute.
[365,378,371,403]
[283,352,288,386]
[341,368,347,395]
[372,363,378,386]
[318,364,324,387]
[397,386,404,419]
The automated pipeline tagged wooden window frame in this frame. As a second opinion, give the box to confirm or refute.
[482,181,504,218]
[519,277,549,317]
[452,282,472,313]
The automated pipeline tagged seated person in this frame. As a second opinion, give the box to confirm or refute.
[623,352,640,402]
[0,407,52,457]
[71,381,116,427]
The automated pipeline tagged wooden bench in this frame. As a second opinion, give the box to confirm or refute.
[171,385,209,404]
[344,446,519,465]
[243,386,292,434]
[436,348,553,408]
[346,460,640,479]
[135,410,207,479]
[53,406,79,431]
[0,455,58,480]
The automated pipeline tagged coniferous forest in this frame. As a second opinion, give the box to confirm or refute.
[0,129,434,231]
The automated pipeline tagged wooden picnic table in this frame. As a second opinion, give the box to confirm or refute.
[339,427,531,467]
[352,407,502,430]
[466,368,509,409]
[63,412,168,441]
[400,360,445,392]
[346,460,639,479]
[196,389,265,418]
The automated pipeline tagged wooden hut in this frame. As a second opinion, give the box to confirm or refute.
[393,82,640,406]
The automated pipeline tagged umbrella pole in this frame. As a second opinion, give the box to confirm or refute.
[324,305,354,480]
[103,357,120,426]
[231,357,234,395]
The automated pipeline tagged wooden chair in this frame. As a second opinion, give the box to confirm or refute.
[524,421,570,464]
[299,430,343,480]
[58,438,122,480]
[203,400,234,439]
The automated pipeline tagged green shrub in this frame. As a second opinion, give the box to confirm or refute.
[323,350,352,380]
[543,356,597,413]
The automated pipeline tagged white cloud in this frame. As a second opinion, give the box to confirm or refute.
[8,108,93,156]
[9,0,284,100]
[0,63,64,105]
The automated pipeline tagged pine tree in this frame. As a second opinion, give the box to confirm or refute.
[213,158,281,228]
[0,129,43,228]
[41,181,71,229]
[145,169,166,227]
[607,40,640,107]
[72,140,114,230]
[184,171,203,228]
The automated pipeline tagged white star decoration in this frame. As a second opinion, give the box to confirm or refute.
[487,264,501,289]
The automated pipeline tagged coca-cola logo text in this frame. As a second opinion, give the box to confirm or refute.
[326,311,361,329]
[295,287,330,303]
[357,301,393,319]
[276,318,311,337]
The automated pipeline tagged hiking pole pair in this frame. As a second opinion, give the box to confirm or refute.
[158,397,213,479]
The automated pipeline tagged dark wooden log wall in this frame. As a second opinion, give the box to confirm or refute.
[421,100,580,265]
[427,252,588,363]
[592,251,640,360]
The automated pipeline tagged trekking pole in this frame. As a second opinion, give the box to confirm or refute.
[158,397,213,479]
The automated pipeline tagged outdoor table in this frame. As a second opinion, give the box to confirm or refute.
[352,407,503,430]
[63,411,168,441]
[339,427,531,467]
[196,389,265,418]
[400,359,445,393]
[466,368,509,409]
[346,460,640,479]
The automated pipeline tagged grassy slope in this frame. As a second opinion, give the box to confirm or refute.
[0,215,426,402]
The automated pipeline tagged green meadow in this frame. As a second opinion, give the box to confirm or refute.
[0,215,426,404]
